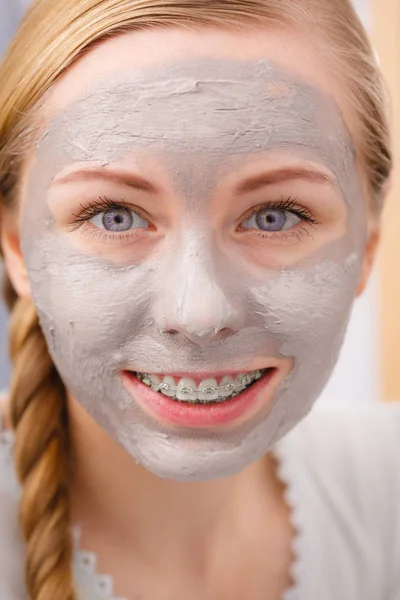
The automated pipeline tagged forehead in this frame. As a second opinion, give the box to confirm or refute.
[37,58,356,195]
[42,26,352,116]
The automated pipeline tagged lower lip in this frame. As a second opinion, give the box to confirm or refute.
[121,369,277,428]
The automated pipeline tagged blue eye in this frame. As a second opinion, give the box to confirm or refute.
[90,207,149,232]
[242,207,302,232]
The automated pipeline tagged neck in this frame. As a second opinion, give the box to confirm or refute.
[67,395,284,565]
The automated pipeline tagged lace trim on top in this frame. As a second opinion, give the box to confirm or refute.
[72,527,128,600]
[273,442,306,600]
[0,392,304,600]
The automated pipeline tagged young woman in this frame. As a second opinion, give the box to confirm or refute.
[0,0,399,599]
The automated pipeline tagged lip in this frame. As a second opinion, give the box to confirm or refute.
[121,368,279,429]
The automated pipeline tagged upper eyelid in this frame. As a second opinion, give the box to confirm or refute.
[67,198,152,235]
[70,197,151,219]
[244,198,319,219]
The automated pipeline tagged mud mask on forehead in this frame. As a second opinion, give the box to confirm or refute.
[21,58,366,481]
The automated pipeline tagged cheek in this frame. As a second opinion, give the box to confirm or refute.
[24,238,151,350]
[232,225,346,270]
[251,256,362,347]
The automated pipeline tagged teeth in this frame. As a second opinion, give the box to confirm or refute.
[150,374,161,392]
[176,377,198,402]
[239,373,253,386]
[135,369,268,403]
[219,375,235,398]
[159,376,176,397]
[197,378,219,401]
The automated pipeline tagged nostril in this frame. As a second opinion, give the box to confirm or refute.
[213,328,235,342]
[163,327,234,344]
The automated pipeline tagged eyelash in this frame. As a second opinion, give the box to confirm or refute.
[68,195,321,242]
[70,196,134,228]
[239,196,320,240]
[69,196,153,242]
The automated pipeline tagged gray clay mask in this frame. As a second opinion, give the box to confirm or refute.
[21,58,367,481]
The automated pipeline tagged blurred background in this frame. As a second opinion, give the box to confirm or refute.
[0,0,398,404]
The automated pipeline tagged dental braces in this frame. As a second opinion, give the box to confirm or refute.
[136,369,265,396]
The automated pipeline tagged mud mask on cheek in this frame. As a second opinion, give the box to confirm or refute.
[21,58,366,481]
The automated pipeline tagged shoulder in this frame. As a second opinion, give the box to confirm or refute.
[0,393,26,597]
[0,390,17,492]
[294,399,400,439]
[279,402,400,596]
[284,402,400,494]
[291,401,400,465]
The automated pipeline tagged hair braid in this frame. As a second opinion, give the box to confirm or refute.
[8,295,76,600]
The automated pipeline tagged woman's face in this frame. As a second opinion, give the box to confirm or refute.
[4,25,376,481]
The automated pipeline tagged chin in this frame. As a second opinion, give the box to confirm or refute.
[119,398,290,482]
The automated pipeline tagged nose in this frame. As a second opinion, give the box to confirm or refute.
[153,239,243,345]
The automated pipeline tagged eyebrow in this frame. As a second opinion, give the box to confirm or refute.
[52,164,334,196]
[235,166,335,194]
[52,168,158,193]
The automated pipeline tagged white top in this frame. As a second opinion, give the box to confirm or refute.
[1,399,400,600]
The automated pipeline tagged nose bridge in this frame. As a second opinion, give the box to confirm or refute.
[154,234,240,343]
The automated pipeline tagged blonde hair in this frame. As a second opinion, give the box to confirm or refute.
[0,1,392,598]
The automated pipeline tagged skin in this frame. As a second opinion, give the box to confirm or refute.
[17,54,364,484]
[1,25,381,600]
